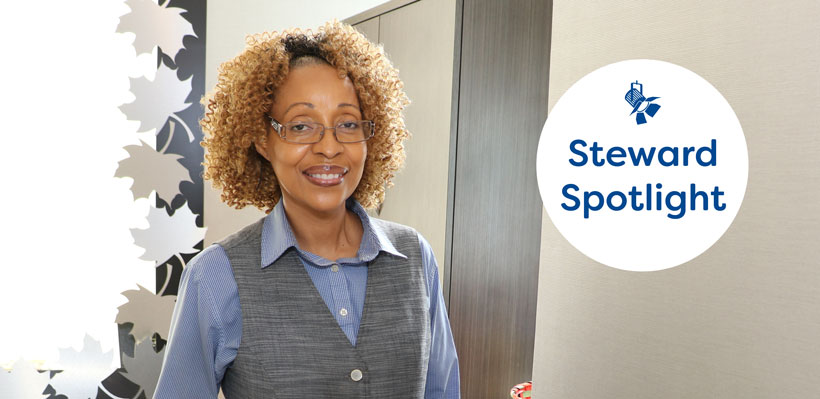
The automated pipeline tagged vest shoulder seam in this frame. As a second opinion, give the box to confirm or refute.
[218,217,266,251]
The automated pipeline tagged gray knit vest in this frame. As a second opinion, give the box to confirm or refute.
[218,217,430,398]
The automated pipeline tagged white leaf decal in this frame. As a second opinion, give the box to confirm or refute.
[121,340,165,399]
[50,335,114,399]
[120,63,192,134]
[0,359,50,399]
[131,202,206,264]
[115,139,191,201]
[118,0,196,58]
[116,285,177,343]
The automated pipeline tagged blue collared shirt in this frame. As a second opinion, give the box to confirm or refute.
[155,199,460,398]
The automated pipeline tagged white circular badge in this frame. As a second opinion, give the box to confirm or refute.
[537,60,748,271]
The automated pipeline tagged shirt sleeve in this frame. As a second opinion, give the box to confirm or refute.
[418,233,461,399]
[154,244,241,399]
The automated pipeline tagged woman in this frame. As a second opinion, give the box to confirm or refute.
[154,20,460,398]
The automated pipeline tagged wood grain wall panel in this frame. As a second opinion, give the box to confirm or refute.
[449,0,552,397]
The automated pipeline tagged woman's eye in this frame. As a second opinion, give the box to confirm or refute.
[339,121,360,130]
[289,123,312,132]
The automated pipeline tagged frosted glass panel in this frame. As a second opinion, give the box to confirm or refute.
[0,0,156,371]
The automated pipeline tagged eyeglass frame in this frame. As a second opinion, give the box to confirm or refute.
[267,115,375,144]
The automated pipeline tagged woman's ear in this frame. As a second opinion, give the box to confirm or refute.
[255,140,270,162]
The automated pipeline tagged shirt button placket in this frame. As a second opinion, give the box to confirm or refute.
[328,262,352,329]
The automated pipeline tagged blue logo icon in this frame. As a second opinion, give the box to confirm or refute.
[624,81,661,125]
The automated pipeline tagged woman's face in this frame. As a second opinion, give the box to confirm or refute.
[256,63,367,215]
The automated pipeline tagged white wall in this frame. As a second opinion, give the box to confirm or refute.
[533,1,820,398]
[204,0,392,244]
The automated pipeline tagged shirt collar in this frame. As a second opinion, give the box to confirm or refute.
[260,197,406,268]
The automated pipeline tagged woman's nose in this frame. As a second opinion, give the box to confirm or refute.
[312,125,344,158]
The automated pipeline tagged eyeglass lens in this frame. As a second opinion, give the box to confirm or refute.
[280,121,372,143]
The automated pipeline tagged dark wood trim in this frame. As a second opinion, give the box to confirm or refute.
[448,0,552,397]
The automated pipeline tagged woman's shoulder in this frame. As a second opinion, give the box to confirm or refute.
[216,216,268,251]
[368,216,419,237]
[367,216,430,255]
[184,243,232,282]
[184,216,269,280]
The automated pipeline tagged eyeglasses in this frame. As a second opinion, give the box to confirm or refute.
[268,116,375,144]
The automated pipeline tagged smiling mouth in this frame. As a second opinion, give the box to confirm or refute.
[307,173,344,179]
[303,166,348,187]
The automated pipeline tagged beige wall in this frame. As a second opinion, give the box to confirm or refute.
[533,1,820,398]
[203,0,392,245]
[352,0,457,272]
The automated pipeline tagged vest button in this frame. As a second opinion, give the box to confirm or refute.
[350,368,363,382]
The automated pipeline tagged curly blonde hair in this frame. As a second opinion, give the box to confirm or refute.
[201,20,410,212]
